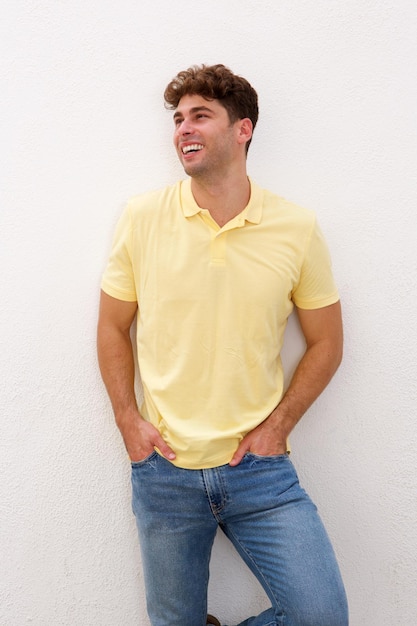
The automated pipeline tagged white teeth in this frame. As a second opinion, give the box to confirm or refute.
[182,144,203,154]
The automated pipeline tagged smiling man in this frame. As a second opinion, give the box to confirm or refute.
[97,64,348,626]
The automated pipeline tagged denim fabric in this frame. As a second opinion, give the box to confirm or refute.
[131,452,348,626]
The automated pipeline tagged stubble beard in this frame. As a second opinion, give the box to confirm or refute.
[181,137,235,182]
[182,159,210,179]
[178,121,238,181]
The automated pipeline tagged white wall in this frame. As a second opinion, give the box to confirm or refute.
[1,1,416,624]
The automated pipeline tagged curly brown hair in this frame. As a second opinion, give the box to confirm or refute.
[164,64,259,152]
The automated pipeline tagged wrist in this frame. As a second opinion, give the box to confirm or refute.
[267,406,296,442]
[114,405,143,429]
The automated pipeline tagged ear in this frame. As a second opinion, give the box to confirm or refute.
[236,118,253,146]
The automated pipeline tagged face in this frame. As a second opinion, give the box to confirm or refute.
[173,94,243,178]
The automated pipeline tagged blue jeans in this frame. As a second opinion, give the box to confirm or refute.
[131,452,348,626]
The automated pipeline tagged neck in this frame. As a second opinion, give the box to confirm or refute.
[190,170,251,227]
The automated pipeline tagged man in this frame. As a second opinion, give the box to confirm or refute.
[97,64,348,626]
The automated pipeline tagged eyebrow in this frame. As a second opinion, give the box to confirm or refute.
[173,105,214,121]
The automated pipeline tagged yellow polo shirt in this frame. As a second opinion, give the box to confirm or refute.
[101,179,339,469]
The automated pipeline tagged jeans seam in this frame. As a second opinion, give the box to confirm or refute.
[222,525,285,622]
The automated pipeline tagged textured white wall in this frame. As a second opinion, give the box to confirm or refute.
[1,1,416,624]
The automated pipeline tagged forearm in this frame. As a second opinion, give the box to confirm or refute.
[230,301,343,465]
[268,336,343,442]
[98,323,150,457]
[97,324,140,422]
[97,295,176,462]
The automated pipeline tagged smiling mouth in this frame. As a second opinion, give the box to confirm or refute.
[182,144,204,155]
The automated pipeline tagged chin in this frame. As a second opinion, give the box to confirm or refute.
[182,164,199,177]
[182,160,208,178]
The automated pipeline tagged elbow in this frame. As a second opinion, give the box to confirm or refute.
[332,333,344,374]
[335,345,343,372]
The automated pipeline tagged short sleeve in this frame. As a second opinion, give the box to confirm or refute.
[291,218,339,309]
[101,205,137,302]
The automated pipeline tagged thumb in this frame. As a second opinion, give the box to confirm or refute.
[229,440,249,467]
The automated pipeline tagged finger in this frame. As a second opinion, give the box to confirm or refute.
[229,442,249,467]
[155,436,176,461]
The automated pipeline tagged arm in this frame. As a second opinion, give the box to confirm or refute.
[97,290,176,462]
[229,300,343,466]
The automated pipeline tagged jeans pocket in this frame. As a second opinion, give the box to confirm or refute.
[244,451,289,462]
[131,450,158,468]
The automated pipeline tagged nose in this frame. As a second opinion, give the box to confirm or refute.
[176,118,193,135]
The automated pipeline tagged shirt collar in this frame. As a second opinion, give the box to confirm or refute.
[180,177,263,224]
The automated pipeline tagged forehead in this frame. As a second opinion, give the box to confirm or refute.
[174,94,227,117]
